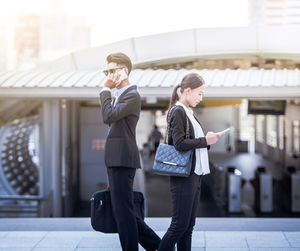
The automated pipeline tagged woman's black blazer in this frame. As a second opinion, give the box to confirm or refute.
[167,105,210,169]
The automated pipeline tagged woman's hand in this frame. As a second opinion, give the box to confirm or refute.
[205,132,220,145]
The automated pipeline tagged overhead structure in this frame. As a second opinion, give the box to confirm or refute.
[36,25,300,71]
[0,68,299,99]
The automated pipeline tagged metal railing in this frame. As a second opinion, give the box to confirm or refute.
[0,190,53,217]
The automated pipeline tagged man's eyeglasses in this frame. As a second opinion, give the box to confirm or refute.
[103,66,124,76]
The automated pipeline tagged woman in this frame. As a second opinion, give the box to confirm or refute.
[158,73,221,251]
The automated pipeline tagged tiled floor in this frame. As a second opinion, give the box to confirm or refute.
[0,230,299,250]
[0,218,300,250]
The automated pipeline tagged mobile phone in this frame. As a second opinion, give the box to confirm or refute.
[117,69,128,83]
[217,127,233,136]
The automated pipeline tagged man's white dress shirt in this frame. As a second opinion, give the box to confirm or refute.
[100,84,133,107]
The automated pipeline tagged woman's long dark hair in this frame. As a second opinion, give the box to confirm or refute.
[167,73,205,116]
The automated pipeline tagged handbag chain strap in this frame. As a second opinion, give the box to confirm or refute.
[165,105,190,144]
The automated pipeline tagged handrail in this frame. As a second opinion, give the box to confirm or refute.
[0,195,46,201]
[0,190,53,217]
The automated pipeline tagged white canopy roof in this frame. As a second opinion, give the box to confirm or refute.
[37,25,300,71]
[0,68,299,99]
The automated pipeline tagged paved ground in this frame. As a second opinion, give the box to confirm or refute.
[1,230,300,250]
[0,218,300,250]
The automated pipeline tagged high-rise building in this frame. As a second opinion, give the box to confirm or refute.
[39,15,90,61]
[1,14,91,70]
[250,0,300,25]
[0,16,17,71]
[15,15,40,70]
[0,22,6,71]
[264,0,300,25]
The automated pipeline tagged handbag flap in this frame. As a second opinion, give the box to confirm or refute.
[155,143,192,167]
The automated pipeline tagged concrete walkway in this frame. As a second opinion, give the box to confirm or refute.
[0,218,300,250]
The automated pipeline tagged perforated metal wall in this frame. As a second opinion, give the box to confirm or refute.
[0,116,40,195]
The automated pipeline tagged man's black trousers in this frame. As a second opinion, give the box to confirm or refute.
[107,167,161,251]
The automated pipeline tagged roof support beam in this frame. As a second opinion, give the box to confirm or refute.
[0,87,299,99]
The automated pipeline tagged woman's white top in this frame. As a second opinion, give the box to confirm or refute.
[175,101,210,176]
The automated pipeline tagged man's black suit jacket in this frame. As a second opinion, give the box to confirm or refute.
[99,85,141,169]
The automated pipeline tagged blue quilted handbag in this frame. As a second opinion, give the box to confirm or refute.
[152,106,193,177]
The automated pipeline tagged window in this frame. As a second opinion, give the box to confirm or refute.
[278,116,284,150]
[256,115,265,143]
[240,100,255,141]
[292,120,300,154]
[267,115,277,148]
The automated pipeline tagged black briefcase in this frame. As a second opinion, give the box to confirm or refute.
[90,189,145,233]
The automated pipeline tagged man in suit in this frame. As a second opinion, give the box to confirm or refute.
[99,52,161,251]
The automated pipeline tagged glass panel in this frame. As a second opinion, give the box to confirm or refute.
[292,120,300,154]
[278,116,284,150]
[256,115,265,143]
[267,115,277,148]
[240,100,255,142]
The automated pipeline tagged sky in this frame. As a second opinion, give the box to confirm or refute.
[0,0,249,46]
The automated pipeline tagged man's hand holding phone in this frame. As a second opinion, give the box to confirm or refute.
[115,69,128,88]
[104,73,120,89]
[104,69,128,89]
